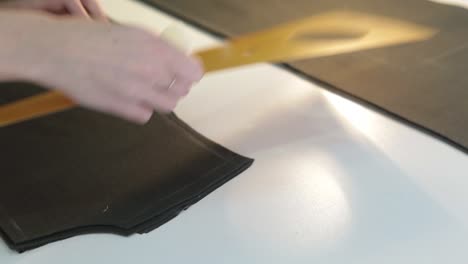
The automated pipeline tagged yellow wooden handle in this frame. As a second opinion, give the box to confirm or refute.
[0,11,436,127]
[0,91,74,127]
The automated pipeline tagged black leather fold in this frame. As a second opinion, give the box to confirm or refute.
[0,82,253,252]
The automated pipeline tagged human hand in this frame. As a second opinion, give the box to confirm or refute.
[0,0,107,20]
[1,11,204,124]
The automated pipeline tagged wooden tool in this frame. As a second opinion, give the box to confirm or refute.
[0,11,436,127]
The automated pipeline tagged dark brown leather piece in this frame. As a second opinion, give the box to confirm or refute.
[141,0,468,154]
[0,82,253,252]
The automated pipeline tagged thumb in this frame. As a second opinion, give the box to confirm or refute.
[160,22,192,54]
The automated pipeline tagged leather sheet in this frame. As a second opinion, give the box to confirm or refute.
[0,82,253,252]
[141,0,468,154]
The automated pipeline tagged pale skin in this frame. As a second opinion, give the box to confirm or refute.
[0,0,204,124]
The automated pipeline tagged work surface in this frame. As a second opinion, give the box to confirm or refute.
[1,0,468,263]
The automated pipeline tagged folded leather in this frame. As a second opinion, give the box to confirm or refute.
[0,82,253,252]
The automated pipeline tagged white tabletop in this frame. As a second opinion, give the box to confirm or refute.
[2,0,468,263]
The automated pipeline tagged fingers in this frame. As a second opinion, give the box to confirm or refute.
[166,49,204,82]
[65,0,107,20]
[123,40,203,113]
[155,31,204,83]
[166,78,193,97]
[72,88,154,124]
[98,97,153,124]
[65,0,90,18]
[140,35,203,114]
[80,0,107,20]
[111,81,178,113]
[61,25,202,125]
